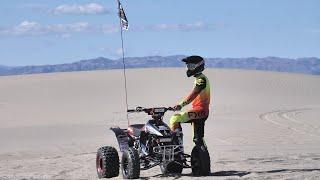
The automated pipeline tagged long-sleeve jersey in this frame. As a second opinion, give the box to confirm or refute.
[179,73,210,111]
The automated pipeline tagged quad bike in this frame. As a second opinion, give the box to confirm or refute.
[96,106,211,179]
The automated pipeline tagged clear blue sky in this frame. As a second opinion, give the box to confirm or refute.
[0,0,319,66]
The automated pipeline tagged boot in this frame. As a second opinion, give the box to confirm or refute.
[173,128,187,165]
[173,127,184,153]
[177,131,184,153]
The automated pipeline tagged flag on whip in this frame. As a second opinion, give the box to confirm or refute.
[118,0,129,30]
[116,0,130,125]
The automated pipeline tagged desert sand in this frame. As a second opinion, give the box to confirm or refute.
[0,68,319,179]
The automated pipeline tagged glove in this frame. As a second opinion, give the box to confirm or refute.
[173,105,182,111]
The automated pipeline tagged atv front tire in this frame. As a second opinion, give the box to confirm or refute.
[191,145,211,176]
[160,162,183,175]
[121,148,140,179]
[96,146,119,178]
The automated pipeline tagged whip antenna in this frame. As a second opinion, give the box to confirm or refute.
[117,0,130,126]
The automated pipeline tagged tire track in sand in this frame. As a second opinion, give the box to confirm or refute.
[259,108,320,138]
[279,109,320,131]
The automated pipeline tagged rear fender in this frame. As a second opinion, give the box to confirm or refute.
[110,127,130,152]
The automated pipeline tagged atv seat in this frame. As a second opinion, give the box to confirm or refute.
[128,124,145,137]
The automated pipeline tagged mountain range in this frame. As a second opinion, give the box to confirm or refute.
[0,56,319,76]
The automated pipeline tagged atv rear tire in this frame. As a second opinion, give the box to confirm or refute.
[121,148,140,179]
[96,146,119,178]
[160,162,183,175]
[191,145,211,176]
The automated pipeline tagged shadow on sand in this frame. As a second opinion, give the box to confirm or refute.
[139,168,320,179]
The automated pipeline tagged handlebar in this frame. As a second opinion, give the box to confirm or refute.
[127,109,136,113]
[127,106,175,113]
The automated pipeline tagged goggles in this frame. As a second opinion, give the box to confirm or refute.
[186,60,204,70]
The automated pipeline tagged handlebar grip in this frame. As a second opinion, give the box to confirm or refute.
[127,109,135,113]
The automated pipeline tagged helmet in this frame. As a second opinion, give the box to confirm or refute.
[182,55,205,77]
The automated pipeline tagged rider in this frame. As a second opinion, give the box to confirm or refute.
[171,55,210,149]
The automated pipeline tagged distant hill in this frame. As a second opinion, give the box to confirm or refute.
[0,56,319,76]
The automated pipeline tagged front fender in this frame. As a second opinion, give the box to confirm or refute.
[110,127,129,152]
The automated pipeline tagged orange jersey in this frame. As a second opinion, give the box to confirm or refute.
[192,74,210,110]
[179,73,210,111]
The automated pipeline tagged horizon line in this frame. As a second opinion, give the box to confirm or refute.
[1,55,319,67]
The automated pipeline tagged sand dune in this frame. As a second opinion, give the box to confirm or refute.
[0,68,319,179]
